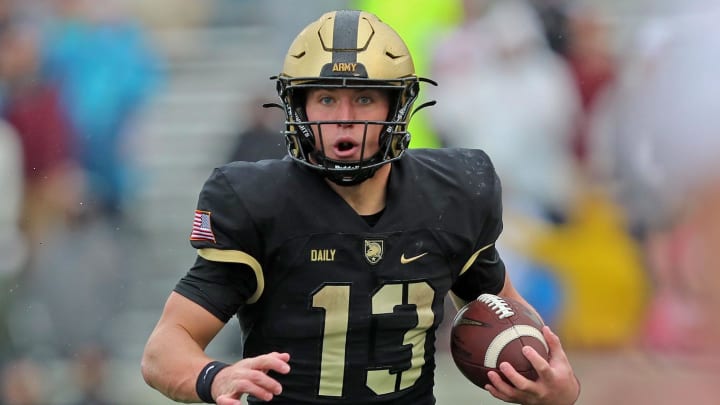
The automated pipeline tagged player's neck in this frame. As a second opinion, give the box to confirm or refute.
[327,164,390,216]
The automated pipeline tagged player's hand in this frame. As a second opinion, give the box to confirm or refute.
[484,326,580,405]
[212,352,291,404]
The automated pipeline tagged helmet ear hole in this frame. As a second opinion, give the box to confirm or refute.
[286,133,301,158]
[390,132,410,158]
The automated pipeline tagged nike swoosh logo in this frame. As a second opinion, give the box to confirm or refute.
[203,365,216,380]
[400,252,428,264]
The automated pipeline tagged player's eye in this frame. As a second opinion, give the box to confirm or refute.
[319,95,334,105]
[357,95,372,105]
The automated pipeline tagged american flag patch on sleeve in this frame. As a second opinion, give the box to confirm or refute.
[190,210,216,242]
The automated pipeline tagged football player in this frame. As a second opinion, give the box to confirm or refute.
[141,9,580,405]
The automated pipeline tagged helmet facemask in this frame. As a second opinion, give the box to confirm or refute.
[276,77,420,185]
[269,10,434,186]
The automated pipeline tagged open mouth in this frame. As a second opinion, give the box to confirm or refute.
[332,139,360,158]
[337,141,354,152]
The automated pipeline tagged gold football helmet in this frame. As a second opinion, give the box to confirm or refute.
[271,10,435,185]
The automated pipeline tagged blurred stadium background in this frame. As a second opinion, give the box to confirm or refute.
[1,0,719,404]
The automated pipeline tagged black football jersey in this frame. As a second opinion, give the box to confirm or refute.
[175,148,506,404]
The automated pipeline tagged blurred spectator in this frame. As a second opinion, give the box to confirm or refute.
[563,4,617,167]
[0,23,83,252]
[228,93,286,163]
[587,0,720,356]
[41,0,162,220]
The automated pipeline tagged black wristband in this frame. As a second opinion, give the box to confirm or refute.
[196,361,230,403]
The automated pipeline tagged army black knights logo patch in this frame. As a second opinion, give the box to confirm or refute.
[364,240,384,265]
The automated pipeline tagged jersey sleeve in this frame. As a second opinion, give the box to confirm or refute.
[174,257,257,322]
[173,167,263,322]
[451,156,507,301]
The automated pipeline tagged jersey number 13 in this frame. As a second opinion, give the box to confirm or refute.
[311,281,436,397]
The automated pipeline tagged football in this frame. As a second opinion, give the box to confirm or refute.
[450,293,549,389]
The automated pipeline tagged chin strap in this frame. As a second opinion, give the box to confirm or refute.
[311,151,386,186]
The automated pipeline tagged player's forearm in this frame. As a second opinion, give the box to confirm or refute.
[141,324,213,403]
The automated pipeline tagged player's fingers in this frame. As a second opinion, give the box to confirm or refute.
[224,369,283,403]
[543,326,569,363]
[216,395,244,405]
[498,361,534,392]
[486,370,518,400]
[267,351,291,362]
[243,352,291,374]
[522,345,552,379]
[249,369,285,394]
[543,326,570,369]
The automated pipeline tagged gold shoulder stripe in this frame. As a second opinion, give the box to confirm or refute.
[197,248,265,304]
[459,243,495,277]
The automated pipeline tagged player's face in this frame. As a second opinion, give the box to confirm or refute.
[305,88,390,161]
